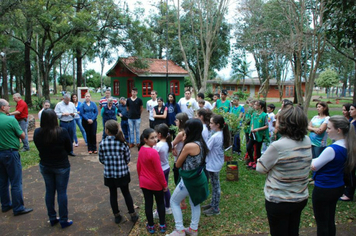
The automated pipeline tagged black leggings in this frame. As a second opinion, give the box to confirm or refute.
[312,186,344,236]
[247,139,263,162]
[109,184,134,215]
[142,188,165,226]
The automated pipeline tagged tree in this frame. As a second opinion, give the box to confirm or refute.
[176,0,230,93]
[324,0,356,103]
[315,69,339,98]
[230,50,252,92]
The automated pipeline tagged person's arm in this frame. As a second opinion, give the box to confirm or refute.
[10,110,21,116]
[140,105,143,114]
[153,107,167,119]
[98,143,105,164]
[256,145,279,174]
[172,132,184,147]
[151,150,168,189]
[19,132,25,140]
[146,101,150,112]
[311,147,335,171]
[54,103,62,119]
[80,104,88,121]
[176,142,200,168]
[92,102,98,120]
[124,144,131,164]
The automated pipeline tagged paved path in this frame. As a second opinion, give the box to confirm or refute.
[0,112,150,236]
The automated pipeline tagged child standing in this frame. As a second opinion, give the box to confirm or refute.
[153,124,173,217]
[262,104,276,153]
[203,115,231,216]
[247,100,269,169]
[98,120,138,224]
[230,97,245,154]
[137,128,168,234]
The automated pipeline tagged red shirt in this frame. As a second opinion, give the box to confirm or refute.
[15,99,28,120]
[137,146,167,191]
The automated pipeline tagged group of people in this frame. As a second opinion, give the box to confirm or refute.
[2,89,356,236]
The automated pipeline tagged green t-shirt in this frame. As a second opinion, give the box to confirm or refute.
[216,99,231,112]
[0,113,23,150]
[251,112,269,143]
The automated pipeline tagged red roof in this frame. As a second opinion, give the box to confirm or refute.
[119,57,188,75]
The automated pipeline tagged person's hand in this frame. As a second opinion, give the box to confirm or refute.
[172,148,178,157]
[88,119,93,124]
[163,187,168,192]
[63,112,69,116]
[119,113,122,117]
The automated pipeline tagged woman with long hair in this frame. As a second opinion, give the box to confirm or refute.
[70,94,87,146]
[99,120,138,224]
[308,101,330,158]
[257,106,312,236]
[33,109,73,228]
[166,93,181,127]
[167,119,209,236]
[312,115,356,236]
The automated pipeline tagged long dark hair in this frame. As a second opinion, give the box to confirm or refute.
[197,108,213,131]
[316,101,330,116]
[175,113,189,131]
[155,123,172,152]
[211,114,231,148]
[71,93,78,103]
[257,100,267,113]
[183,119,208,162]
[167,93,177,105]
[105,120,126,144]
[138,128,155,150]
[39,109,62,144]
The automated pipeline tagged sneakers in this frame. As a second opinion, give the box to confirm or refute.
[160,224,167,233]
[154,208,172,219]
[74,143,79,147]
[166,229,186,236]
[201,204,211,210]
[184,227,198,236]
[252,162,256,169]
[165,207,172,214]
[146,224,155,234]
[203,207,220,216]
[20,148,29,152]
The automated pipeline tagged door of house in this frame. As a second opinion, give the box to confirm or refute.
[285,86,294,97]
[127,79,134,98]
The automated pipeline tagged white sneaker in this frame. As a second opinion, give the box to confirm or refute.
[166,229,186,236]
[153,209,159,219]
[74,143,79,147]
[165,207,172,214]
[184,227,198,236]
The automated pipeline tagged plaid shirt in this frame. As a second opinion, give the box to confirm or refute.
[99,136,130,178]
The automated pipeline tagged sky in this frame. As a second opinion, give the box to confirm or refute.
[86,0,255,80]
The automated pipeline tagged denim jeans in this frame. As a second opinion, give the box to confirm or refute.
[60,121,75,153]
[40,164,70,223]
[0,150,25,213]
[170,179,201,231]
[18,119,29,150]
[128,118,141,144]
[121,120,129,143]
[73,118,87,144]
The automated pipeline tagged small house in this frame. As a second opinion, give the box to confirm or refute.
[207,78,306,98]
[106,57,188,107]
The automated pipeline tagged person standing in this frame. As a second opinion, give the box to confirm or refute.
[127,87,143,148]
[9,93,29,152]
[215,89,231,112]
[153,97,168,127]
[54,94,77,156]
[99,89,118,139]
[33,109,73,228]
[80,93,98,154]
[71,94,87,146]
[178,90,199,119]
[0,99,33,216]
[230,97,245,154]
[256,106,312,236]
[117,97,129,142]
[101,98,117,140]
[146,90,158,129]
[197,93,213,110]
[38,100,51,121]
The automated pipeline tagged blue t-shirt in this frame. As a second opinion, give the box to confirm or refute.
[166,103,181,126]
[314,144,347,188]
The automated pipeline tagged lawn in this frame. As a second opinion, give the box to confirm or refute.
[11,92,356,235]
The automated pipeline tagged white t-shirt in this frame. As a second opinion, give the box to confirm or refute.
[206,131,224,172]
[146,99,158,121]
[202,124,209,143]
[154,141,170,171]
[178,97,198,118]
[203,101,213,110]
[267,112,276,134]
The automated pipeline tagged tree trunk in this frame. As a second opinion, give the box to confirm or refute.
[1,53,9,101]
[10,73,13,95]
[24,40,32,107]
[36,34,42,97]
[353,49,356,104]
[76,48,82,89]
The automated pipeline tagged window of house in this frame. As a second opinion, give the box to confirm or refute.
[225,85,236,91]
[142,80,153,97]
[170,80,180,95]
[113,80,120,96]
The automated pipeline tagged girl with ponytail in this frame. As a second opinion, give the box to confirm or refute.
[202,114,231,216]
[99,120,138,224]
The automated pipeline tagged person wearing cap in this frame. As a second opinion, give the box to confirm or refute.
[9,93,30,152]
[216,89,231,112]
[117,97,129,142]
[230,97,245,154]
[178,89,199,119]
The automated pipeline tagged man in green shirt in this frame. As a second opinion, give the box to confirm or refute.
[0,99,33,216]
[215,89,231,112]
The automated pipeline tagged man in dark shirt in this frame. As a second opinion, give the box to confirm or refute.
[126,88,143,148]
[117,97,129,142]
